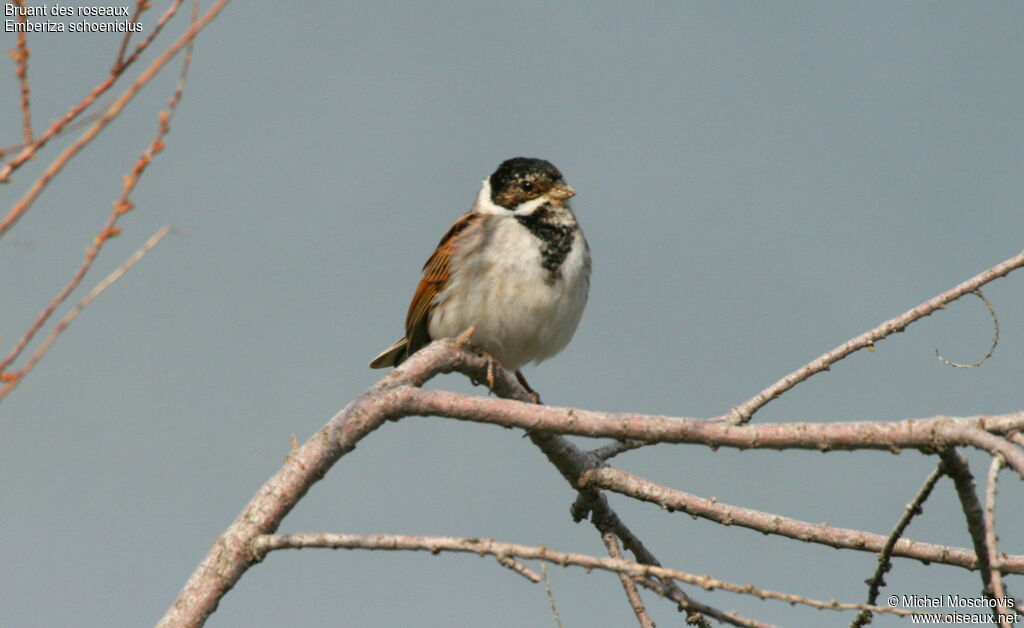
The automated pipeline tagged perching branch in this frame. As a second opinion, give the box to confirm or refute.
[157,339,1024,627]
[400,389,1024,478]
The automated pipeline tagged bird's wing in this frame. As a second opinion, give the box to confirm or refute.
[403,212,479,353]
[370,211,480,368]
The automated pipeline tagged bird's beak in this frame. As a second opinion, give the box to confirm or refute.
[549,184,576,201]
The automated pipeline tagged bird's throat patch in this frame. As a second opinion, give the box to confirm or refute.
[515,204,576,275]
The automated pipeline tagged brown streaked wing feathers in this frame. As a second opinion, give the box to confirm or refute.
[370,212,479,368]
[403,212,478,355]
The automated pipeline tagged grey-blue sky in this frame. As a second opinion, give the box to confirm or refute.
[3,2,1023,626]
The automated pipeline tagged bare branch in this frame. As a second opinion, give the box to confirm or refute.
[158,342,760,628]
[851,464,946,628]
[443,348,731,627]
[401,389,1024,478]
[935,290,1000,368]
[578,465,1024,575]
[112,0,150,72]
[727,250,1024,423]
[157,341,1024,627]
[251,532,915,618]
[1,14,198,398]
[938,450,997,599]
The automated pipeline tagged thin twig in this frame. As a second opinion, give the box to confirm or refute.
[0,13,198,392]
[0,109,105,158]
[727,250,1024,423]
[541,564,565,628]
[0,0,226,235]
[0,0,186,183]
[0,227,173,401]
[984,456,1016,626]
[113,0,150,71]
[850,464,945,628]
[251,532,915,618]
[602,530,655,628]
[10,0,33,145]
[936,290,1000,368]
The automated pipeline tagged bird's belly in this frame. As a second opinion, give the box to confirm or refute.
[428,233,588,370]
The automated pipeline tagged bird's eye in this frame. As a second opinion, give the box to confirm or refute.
[521,181,534,191]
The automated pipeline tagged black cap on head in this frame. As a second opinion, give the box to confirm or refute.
[489,157,565,209]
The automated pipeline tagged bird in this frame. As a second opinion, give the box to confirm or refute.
[370,157,590,398]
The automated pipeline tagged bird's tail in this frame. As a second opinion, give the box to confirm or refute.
[369,338,408,368]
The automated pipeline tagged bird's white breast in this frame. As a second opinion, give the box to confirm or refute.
[428,214,590,370]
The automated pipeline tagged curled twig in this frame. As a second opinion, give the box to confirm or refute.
[727,252,1024,424]
[935,290,1000,368]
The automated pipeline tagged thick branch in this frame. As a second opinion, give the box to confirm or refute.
[154,342,464,628]
[158,341,1024,626]
[399,388,1024,478]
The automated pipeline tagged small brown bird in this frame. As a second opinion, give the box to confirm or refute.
[370,157,590,394]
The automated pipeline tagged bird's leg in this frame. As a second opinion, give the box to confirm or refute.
[515,370,542,405]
